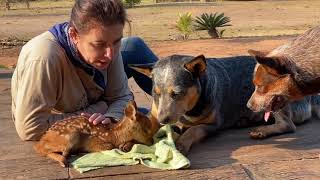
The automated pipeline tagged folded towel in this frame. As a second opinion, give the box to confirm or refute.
[71,125,190,173]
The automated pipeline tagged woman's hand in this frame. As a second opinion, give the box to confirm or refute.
[81,112,112,125]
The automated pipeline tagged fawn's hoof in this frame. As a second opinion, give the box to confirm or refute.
[119,142,134,152]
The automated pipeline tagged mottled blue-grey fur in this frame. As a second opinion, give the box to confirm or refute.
[131,54,320,154]
[153,55,258,129]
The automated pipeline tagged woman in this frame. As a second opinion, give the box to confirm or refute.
[11,0,158,141]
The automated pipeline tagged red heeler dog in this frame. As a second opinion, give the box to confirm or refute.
[247,26,320,138]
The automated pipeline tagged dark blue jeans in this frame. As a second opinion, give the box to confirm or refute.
[120,37,158,95]
[120,37,158,114]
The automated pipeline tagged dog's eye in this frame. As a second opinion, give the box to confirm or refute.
[170,92,178,99]
[170,91,183,99]
[256,85,266,93]
[153,87,161,96]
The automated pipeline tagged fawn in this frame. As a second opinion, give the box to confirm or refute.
[34,101,160,167]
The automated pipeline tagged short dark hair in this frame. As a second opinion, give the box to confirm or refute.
[70,0,127,33]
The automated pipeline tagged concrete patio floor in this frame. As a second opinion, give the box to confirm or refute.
[0,69,319,180]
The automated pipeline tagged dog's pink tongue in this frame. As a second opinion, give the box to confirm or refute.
[264,112,271,122]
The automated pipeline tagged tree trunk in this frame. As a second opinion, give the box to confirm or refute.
[5,0,10,10]
[208,29,219,39]
[26,0,30,9]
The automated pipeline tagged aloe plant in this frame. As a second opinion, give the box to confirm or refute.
[194,12,231,38]
[176,12,194,40]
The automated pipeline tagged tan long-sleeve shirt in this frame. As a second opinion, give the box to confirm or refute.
[11,31,133,141]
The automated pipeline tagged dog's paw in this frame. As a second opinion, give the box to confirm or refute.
[250,130,268,139]
[175,138,191,156]
[175,142,189,156]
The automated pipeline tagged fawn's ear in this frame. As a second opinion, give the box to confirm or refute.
[129,63,155,78]
[124,100,137,119]
[184,55,207,78]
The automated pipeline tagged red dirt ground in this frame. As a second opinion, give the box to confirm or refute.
[0,35,293,68]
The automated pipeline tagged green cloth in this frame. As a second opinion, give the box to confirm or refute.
[71,125,190,173]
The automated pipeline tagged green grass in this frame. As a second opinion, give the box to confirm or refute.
[140,0,154,4]
[0,0,154,15]
[0,64,7,69]
[124,0,320,41]
[0,0,74,9]
[0,0,72,16]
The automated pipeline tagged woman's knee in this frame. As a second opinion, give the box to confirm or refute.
[121,36,147,52]
[123,36,145,46]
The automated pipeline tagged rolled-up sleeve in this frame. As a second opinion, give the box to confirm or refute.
[103,54,133,120]
[13,58,63,140]
[13,58,109,141]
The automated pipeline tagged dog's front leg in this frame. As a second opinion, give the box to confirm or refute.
[175,124,219,155]
[250,109,296,139]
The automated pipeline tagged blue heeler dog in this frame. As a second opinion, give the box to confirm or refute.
[130,55,320,155]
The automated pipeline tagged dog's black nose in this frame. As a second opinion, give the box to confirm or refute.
[159,117,170,125]
[172,125,183,134]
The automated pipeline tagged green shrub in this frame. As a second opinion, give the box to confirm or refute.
[123,0,141,8]
[176,12,194,40]
[0,64,7,69]
[194,12,231,38]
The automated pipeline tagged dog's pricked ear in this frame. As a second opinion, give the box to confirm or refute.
[248,49,269,57]
[248,49,283,72]
[128,63,154,78]
[184,55,207,77]
[255,55,293,75]
[255,55,278,68]
[124,100,137,119]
